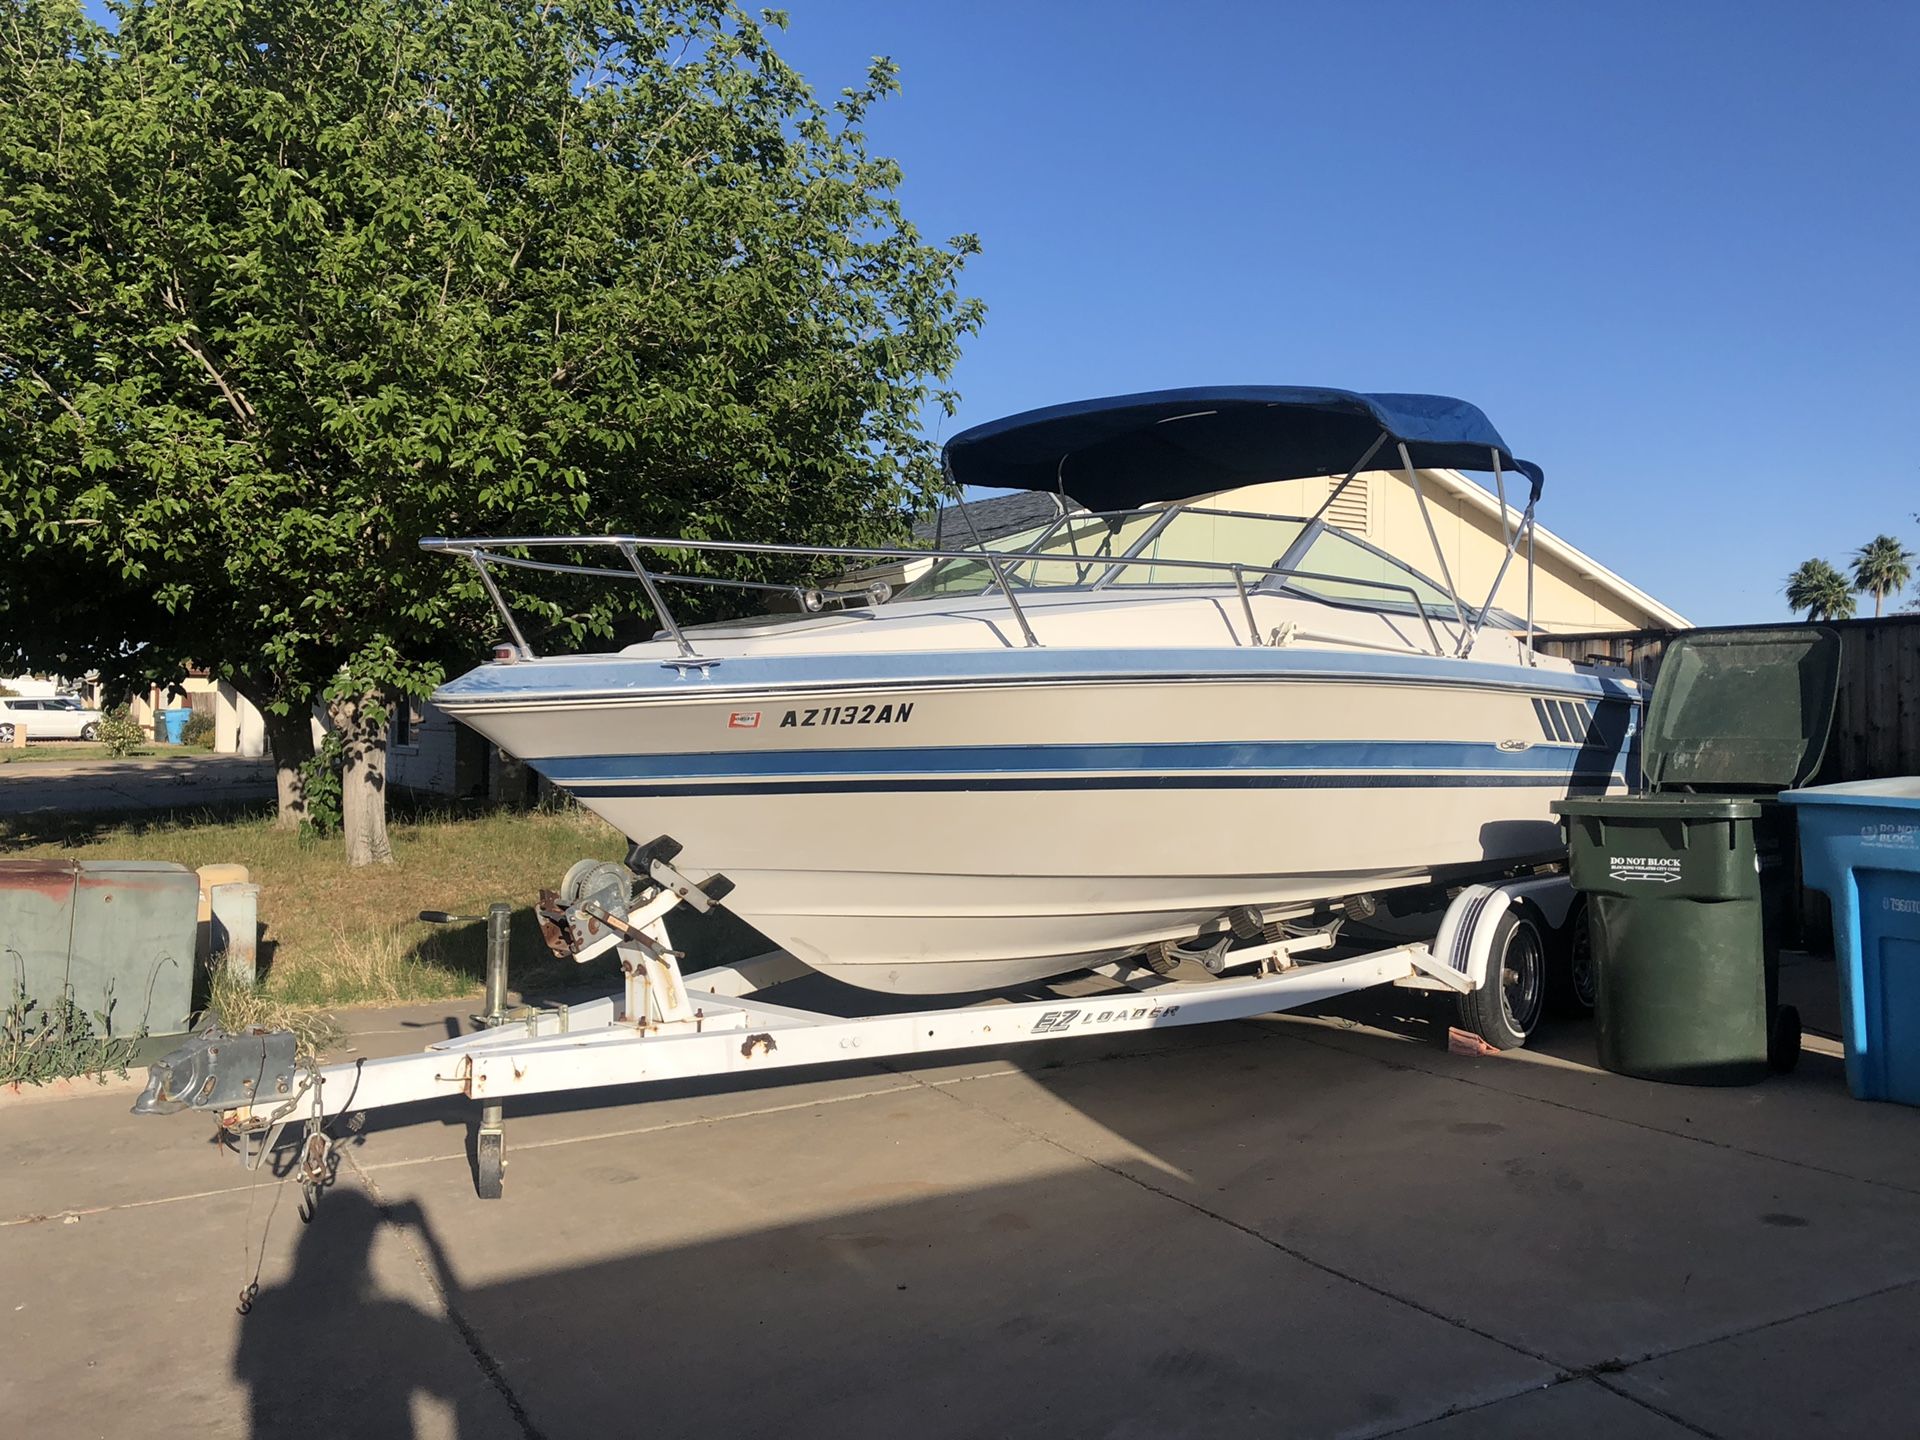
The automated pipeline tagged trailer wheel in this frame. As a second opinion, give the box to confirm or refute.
[1770,1004,1802,1074]
[0,723,13,746]
[1546,900,1597,1017]
[1456,907,1546,1050]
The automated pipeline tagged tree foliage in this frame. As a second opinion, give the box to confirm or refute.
[1850,534,1913,618]
[1783,558,1856,622]
[0,0,981,858]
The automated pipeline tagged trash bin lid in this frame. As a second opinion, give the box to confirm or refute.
[1554,795,1762,821]
[1780,777,1920,808]
[1642,626,1841,793]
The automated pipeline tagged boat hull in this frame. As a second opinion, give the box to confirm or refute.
[438,649,1637,993]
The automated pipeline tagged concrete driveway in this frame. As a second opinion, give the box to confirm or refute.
[0,752,274,816]
[4,970,1918,1440]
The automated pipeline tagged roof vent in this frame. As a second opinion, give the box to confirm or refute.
[1324,475,1371,535]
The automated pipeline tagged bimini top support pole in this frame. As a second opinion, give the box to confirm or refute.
[1464,447,1534,655]
[1399,442,1470,640]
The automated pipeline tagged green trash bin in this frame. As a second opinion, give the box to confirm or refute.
[1554,626,1842,1085]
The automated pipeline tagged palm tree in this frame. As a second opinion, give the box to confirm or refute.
[1784,558,1856,621]
[1851,534,1915,617]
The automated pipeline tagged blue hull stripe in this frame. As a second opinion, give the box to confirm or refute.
[539,739,1629,791]
[564,771,1624,799]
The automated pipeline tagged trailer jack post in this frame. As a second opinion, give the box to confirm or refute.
[419,901,513,1199]
[474,901,511,1198]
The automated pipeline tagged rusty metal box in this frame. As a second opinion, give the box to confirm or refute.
[1,860,198,1038]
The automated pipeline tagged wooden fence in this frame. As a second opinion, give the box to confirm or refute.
[1535,614,1920,784]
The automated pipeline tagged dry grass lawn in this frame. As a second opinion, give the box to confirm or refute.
[2,803,629,1010]
[0,743,163,763]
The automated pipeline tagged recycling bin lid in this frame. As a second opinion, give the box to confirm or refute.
[1554,795,1762,821]
[1641,626,1841,794]
[1780,777,1920,808]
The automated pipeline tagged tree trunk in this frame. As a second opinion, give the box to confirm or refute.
[260,706,316,831]
[333,691,394,867]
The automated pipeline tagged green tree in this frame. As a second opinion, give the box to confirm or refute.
[1783,558,1856,621]
[1851,534,1914,618]
[0,0,980,864]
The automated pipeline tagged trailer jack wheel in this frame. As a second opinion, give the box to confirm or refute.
[475,1111,505,1199]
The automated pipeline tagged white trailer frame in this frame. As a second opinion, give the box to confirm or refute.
[136,874,1564,1198]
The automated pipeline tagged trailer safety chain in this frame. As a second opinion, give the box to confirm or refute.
[233,1059,353,1314]
[295,1095,339,1225]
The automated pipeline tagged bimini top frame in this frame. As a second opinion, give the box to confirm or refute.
[940,385,1547,653]
[425,391,1547,667]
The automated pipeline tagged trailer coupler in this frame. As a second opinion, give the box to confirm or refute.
[131,1028,301,1116]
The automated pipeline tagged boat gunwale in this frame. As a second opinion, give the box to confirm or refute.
[432,648,1644,713]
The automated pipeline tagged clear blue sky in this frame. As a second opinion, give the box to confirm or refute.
[771,1,1919,625]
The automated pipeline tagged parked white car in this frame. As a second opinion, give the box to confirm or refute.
[0,695,104,742]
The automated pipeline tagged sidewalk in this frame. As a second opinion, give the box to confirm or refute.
[4,979,1918,1439]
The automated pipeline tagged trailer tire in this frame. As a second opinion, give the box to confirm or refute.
[1770,1004,1802,1074]
[1456,907,1546,1050]
[1546,899,1597,1017]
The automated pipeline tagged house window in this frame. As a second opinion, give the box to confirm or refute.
[392,701,423,749]
[1324,475,1371,535]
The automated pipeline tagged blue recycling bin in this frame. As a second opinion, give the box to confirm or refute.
[1781,779,1920,1105]
[161,707,191,744]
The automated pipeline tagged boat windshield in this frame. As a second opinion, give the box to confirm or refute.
[900,507,1312,598]
[1264,525,1459,617]
[896,503,1507,623]
[895,517,1069,598]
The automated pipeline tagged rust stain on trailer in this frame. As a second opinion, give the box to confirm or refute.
[0,858,79,902]
[437,1053,483,1096]
[741,1033,777,1059]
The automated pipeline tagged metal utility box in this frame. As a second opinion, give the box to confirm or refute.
[1555,627,1842,1085]
[1,860,198,1039]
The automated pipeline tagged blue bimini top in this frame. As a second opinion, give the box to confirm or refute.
[943,386,1544,511]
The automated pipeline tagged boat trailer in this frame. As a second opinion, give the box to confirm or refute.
[133,845,1571,1200]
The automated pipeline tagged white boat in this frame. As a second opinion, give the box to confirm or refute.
[428,387,1640,994]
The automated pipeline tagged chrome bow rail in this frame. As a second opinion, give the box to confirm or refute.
[415,529,1518,663]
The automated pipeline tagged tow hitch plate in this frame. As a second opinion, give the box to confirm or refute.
[132,1029,300,1116]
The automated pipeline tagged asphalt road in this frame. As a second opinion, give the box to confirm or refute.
[4,960,1917,1439]
[0,752,274,816]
